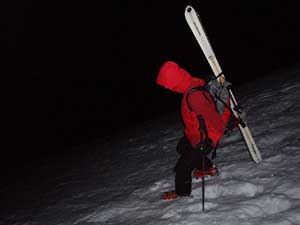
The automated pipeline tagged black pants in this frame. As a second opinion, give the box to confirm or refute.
[175,136,213,196]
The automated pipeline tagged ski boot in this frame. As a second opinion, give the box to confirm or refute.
[193,165,218,179]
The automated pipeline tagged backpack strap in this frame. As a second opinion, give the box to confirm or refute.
[185,86,212,112]
[185,86,218,157]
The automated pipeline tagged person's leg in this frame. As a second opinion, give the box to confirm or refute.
[175,138,204,196]
[174,156,193,196]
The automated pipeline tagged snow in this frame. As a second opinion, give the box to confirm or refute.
[1,66,300,225]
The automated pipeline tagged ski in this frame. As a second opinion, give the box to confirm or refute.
[184,5,262,163]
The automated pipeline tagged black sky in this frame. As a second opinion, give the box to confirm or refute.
[2,0,300,167]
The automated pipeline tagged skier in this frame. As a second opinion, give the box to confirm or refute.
[156,61,238,200]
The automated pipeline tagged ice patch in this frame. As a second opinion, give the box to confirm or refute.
[234,195,291,218]
[286,208,300,224]
[185,202,218,212]
[161,207,181,219]
[149,180,172,192]
[261,220,292,225]
[285,187,300,199]
[193,181,264,199]
[275,184,300,199]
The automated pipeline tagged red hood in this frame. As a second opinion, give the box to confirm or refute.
[156,61,192,93]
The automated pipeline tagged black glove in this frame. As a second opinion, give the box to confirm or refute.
[195,137,214,155]
[233,105,243,114]
[224,115,240,134]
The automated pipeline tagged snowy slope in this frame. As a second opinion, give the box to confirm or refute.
[1,67,300,225]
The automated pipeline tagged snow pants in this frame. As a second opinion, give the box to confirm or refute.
[175,136,213,196]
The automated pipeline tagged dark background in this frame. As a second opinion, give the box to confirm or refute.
[2,0,300,169]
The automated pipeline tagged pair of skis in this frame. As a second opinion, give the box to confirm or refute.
[184,5,262,163]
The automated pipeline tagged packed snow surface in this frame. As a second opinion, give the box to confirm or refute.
[1,67,300,225]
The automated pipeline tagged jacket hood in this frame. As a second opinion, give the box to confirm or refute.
[156,61,192,93]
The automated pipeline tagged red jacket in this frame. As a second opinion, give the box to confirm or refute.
[157,61,231,148]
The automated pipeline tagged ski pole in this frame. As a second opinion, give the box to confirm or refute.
[202,153,205,211]
[198,115,207,211]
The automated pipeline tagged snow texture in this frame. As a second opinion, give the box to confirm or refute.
[1,66,300,225]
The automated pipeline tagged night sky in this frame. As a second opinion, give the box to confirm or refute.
[2,0,300,169]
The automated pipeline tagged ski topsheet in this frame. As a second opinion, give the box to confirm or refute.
[185,5,262,163]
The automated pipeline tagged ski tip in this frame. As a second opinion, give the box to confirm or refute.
[185,5,193,13]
